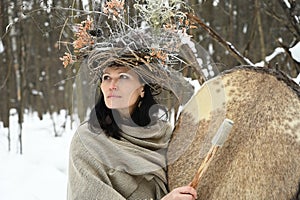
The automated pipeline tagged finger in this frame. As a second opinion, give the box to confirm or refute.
[177,186,198,199]
[179,193,197,200]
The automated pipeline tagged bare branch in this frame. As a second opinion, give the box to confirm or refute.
[277,39,300,73]
[187,13,254,66]
[277,0,300,39]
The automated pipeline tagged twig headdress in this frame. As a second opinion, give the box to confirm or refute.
[61,0,215,105]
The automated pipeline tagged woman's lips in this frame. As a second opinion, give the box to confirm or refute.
[108,94,121,98]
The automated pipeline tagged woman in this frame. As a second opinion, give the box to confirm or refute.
[67,63,197,199]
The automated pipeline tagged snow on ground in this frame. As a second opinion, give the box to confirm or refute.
[0,109,76,200]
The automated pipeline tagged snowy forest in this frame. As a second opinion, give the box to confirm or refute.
[1,0,299,151]
[0,0,299,199]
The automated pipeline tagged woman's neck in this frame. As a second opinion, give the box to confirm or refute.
[112,108,135,126]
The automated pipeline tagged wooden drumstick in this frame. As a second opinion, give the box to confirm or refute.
[190,119,234,189]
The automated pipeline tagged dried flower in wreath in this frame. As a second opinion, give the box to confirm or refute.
[103,0,125,20]
[59,18,95,68]
[60,52,75,68]
[73,19,95,51]
[134,0,195,32]
[146,48,168,64]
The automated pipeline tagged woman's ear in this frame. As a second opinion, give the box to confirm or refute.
[140,90,145,98]
[140,85,145,98]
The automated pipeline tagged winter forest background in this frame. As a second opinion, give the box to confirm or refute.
[0,0,299,199]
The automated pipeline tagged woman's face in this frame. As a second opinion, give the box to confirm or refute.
[100,66,144,116]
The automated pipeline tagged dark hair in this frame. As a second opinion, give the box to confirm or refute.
[293,181,300,200]
[88,84,165,139]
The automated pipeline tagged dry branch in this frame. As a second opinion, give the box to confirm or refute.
[277,0,300,39]
[187,13,254,66]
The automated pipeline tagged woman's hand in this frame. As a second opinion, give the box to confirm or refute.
[161,186,197,200]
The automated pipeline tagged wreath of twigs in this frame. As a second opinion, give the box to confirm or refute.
[60,0,210,105]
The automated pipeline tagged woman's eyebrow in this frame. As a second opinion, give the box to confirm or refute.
[119,72,131,75]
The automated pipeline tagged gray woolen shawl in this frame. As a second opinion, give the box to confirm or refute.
[67,120,173,200]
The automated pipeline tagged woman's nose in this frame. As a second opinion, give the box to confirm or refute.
[109,79,118,90]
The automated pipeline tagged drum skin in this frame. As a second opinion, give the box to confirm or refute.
[167,66,300,200]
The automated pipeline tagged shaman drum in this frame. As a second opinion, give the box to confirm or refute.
[167,66,300,199]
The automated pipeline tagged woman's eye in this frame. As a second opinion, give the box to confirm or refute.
[120,74,129,79]
[102,75,110,81]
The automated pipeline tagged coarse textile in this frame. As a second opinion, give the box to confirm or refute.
[67,120,173,200]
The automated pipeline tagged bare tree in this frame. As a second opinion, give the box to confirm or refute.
[0,0,299,152]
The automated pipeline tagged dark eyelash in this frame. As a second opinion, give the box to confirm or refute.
[102,75,110,80]
[120,74,129,79]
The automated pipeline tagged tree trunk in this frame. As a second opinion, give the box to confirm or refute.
[255,0,266,65]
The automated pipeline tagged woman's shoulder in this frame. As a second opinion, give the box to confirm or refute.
[70,121,108,155]
[76,120,90,132]
[71,121,104,144]
[75,120,103,134]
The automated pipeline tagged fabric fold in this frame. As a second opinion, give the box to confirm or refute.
[68,120,173,200]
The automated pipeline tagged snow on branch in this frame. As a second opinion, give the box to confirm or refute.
[294,73,300,85]
[254,47,285,67]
